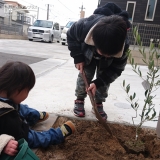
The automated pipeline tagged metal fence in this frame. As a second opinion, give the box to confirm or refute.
[0,20,23,36]
[128,22,160,47]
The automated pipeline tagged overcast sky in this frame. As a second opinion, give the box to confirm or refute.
[12,0,98,25]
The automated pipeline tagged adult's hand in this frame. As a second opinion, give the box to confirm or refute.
[75,62,84,73]
[3,140,18,156]
[87,83,97,96]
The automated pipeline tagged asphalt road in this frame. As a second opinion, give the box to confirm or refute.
[0,52,46,67]
[0,39,70,67]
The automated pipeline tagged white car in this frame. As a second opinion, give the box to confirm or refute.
[28,20,61,43]
[61,21,75,45]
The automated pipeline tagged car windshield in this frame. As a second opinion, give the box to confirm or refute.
[65,21,75,28]
[33,20,53,28]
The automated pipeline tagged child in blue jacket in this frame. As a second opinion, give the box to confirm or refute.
[0,61,75,149]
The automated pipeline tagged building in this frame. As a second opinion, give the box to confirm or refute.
[98,0,160,46]
[98,0,160,24]
[0,0,5,23]
[4,0,32,25]
[0,0,35,36]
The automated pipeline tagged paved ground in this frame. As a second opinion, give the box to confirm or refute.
[0,52,46,67]
[0,39,160,130]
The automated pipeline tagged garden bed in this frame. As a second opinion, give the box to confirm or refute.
[36,116,160,160]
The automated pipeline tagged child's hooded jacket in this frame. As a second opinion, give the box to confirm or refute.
[67,2,131,89]
[0,98,29,141]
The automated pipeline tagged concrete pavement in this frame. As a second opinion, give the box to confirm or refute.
[1,39,160,129]
[25,58,160,129]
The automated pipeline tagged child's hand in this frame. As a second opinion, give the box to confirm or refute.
[75,62,84,73]
[3,140,18,156]
[87,83,96,96]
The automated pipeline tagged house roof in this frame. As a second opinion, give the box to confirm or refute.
[4,0,29,13]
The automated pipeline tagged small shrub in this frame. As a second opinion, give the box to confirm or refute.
[123,27,160,140]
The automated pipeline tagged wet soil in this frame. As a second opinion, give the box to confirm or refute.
[36,116,160,160]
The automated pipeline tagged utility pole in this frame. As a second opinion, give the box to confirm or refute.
[37,7,39,19]
[47,4,49,20]
[45,4,53,20]
[79,4,85,19]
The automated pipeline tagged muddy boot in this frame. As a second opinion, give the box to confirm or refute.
[92,103,107,121]
[73,100,85,117]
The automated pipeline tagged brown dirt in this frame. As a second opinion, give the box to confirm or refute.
[36,116,160,160]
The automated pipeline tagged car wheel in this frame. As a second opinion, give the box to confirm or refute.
[62,42,65,45]
[29,39,33,41]
[49,35,53,43]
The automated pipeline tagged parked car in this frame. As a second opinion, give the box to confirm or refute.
[61,21,75,45]
[28,20,61,43]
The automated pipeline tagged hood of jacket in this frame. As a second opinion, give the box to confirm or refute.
[0,101,14,109]
[0,101,14,117]
[93,2,131,29]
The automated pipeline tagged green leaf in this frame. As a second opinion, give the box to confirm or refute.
[138,67,142,77]
[148,61,154,69]
[137,35,141,45]
[154,69,159,74]
[145,115,150,120]
[126,84,130,93]
[143,51,146,59]
[145,109,150,116]
[131,104,134,109]
[135,102,139,108]
[123,80,125,87]
[128,53,132,61]
[155,75,159,78]
[133,93,136,99]
[126,49,131,57]
[148,62,152,70]
[133,27,137,35]
[147,72,152,76]
[152,60,155,67]
[149,108,156,120]
[142,59,147,64]
[131,58,134,65]
[145,90,148,97]
[135,63,137,69]
[139,49,143,55]
[150,43,155,50]
[143,46,145,52]
[156,80,160,85]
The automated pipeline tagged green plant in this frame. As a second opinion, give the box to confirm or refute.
[123,27,160,140]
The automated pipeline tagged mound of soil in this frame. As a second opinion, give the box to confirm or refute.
[36,117,160,160]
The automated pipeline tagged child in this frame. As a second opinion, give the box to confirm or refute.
[0,134,18,156]
[67,3,130,121]
[0,61,75,149]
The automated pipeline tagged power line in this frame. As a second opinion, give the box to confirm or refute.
[19,0,61,21]
[19,0,77,22]
[19,0,48,12]
[57,0,76,14]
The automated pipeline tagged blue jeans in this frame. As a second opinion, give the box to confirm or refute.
[19,104,64,148]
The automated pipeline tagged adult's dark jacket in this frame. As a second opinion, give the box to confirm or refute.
[67,3,130,88]
[0,98,29,141]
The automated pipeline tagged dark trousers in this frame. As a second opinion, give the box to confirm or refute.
[75,58,110,103]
